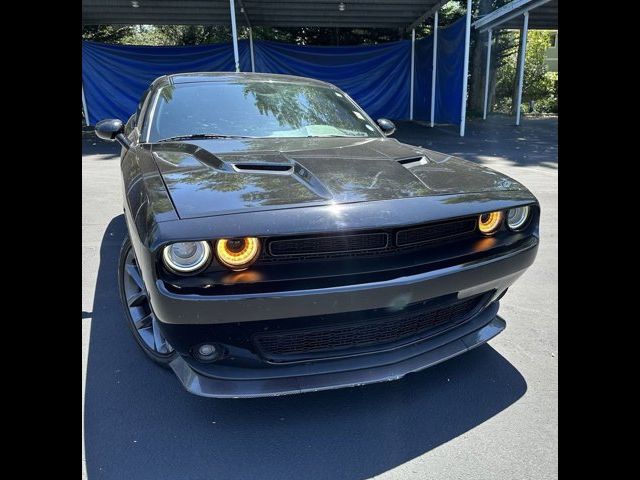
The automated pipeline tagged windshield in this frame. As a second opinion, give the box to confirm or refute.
[147,81,382,142]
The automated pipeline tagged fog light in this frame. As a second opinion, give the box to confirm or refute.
[195,343,221,362]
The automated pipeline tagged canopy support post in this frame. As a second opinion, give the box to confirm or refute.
[515,11,529,126]
[229,0,240,72]
[249,27,255,72]
[460,0,472,136]
[410,28,415,120]
[82,83,90,126]
[430,9,438,127]
[483,29,492,120]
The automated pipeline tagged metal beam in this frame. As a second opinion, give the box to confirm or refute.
[248,4,435,12]
[408,0,449,31]
[473,0,551,32]
[482,29,492,120]
[430,10,438,127]
[82,0,429,4]
[229,0,240,72]
[249,21,413,27]
[248,11,421,19]
[83,17,409,27]
[501,18,557,29]
[84,9,423,20]
[515,12,528,126]
[459,0,471,137]
[242,0,430,4]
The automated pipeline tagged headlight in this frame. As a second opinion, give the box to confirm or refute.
[478,211,503,235]
[506,206,531,230]
[215,237,261,271]
[162,241,211,273]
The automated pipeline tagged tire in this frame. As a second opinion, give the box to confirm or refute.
[118,235,177,367]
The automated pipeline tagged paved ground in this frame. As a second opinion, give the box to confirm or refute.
[82,115,557,480]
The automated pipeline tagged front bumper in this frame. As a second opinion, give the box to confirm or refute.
[168,307,505,398]
[149,236,538,324]
[151,237,536,397]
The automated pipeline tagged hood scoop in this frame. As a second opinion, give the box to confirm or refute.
[233,162,294,173]
[397,156,428,168]
[230,158,332,199]
[224,156,334,200]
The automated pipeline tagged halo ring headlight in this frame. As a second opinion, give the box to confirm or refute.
[162,241,211,273]
[478,211,503,235]
[216,237,261,271]
[507,206,531,230]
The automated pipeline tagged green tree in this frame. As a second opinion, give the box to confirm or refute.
[153,25,232,45]
[82,25,137,43]
[494,29,557,114]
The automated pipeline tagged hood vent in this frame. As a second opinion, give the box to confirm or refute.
[397,156,428,167]
[233,163,293,173]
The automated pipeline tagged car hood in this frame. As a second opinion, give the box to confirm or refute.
[151,137,527,219]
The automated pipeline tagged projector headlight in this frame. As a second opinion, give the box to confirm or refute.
[162,241,211,273]
[215,237,261,271]
[506,206,531,231]
[478,211,503,235]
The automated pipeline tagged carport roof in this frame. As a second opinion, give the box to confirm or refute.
[82,0,450,29]
[473,0,558,31]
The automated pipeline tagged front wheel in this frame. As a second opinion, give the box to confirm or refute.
[118,236,177,366]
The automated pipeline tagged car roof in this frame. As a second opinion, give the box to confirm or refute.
[151,72,335,90]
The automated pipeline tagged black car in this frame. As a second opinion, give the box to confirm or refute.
[95,72,539,398]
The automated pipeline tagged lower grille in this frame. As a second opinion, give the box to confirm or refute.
[253,294,486,363]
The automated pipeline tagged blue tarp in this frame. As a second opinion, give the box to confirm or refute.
[413,17,465,125]
[253,40,411,120]
[82,17,465,126]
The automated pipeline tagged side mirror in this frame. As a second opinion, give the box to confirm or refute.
[376,118,396,136]
[95,118,130,149]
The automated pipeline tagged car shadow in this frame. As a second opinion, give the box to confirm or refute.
[84,215,527,480]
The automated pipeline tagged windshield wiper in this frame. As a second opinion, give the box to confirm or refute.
[157,133,252,142]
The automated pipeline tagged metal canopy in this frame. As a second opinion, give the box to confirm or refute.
[477,0,559,127]
[82,0,449,29]
[473,0,558,32]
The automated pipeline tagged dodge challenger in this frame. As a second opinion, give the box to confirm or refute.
[95,72,539,398]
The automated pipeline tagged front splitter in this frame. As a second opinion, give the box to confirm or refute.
[168,315,506,398]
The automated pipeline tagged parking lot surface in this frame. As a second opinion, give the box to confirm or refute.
[82,115,557,480]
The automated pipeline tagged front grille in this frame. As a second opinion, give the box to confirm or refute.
[253,294,485,362]
[269,232,388,256]
[396,218,477,246]
[263,217,478,261]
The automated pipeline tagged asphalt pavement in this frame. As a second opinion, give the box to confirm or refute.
[82,115,557,480]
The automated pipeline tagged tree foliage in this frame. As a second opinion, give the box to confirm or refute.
[494,30,557,114]
[82,25,138,43]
